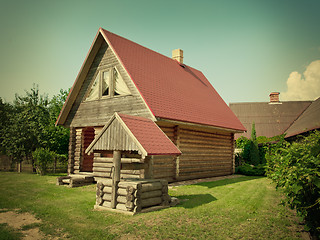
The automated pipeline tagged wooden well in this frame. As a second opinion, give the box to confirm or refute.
[95,178,171,215]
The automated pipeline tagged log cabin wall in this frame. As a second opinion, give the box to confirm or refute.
[93,151,146,180]
[81,127,95,172]
[65,42,152,128]
[73,128,83,174]
[151,125,176,182]
[156,122,234,182]
[67,127,76,174]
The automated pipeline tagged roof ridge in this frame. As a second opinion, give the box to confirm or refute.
[283,101,313,135]
[100,28,203,74]
[118,113,152,122]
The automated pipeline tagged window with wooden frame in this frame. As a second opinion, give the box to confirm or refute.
[85,67,131,101]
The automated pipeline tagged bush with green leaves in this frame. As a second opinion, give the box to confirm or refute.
[32,148,54,175]
[266,131,320,237]
[236,163,265,176]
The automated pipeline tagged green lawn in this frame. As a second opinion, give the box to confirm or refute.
[0,173,303,239]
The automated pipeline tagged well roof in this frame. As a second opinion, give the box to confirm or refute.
[86,113,181,158]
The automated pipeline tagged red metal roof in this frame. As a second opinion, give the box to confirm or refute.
[101,29,246,132]
[118,113,181,156]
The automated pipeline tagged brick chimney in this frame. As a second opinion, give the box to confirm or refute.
[269,92,280,103]
[172,49,183,64]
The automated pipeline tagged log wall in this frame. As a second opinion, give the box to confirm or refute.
[177,128,233,180]
[95,179,170,213]
[155,123,234,181]
[73,128,83,174]
[92,152,146,179]
[68,127,76,174]
[151,125,176,181]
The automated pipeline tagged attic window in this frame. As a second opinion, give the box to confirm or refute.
[85,67,131,101]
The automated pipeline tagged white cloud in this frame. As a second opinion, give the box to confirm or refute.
[281,60,320,101]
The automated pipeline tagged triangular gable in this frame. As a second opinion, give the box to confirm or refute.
[56,28,155,126]
[86,113,181,158]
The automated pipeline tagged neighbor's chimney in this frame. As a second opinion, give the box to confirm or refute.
[269,92,280,103]
[172,49,183,64]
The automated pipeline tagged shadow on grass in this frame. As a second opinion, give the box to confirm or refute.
[176,194,217,209]
[194,176,264,189]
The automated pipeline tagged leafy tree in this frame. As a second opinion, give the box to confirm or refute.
[249,122,260,165]
[1,85,69,173]
[32,148,54,175]
[266,131,320,237]
[44,89,69,155]
[0,98,13,154]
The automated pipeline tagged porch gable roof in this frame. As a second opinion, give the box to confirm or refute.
[85,113,181,158]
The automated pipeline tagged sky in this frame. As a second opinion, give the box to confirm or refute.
[0,0,320,104]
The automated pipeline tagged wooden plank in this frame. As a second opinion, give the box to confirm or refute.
[111,150,121,209]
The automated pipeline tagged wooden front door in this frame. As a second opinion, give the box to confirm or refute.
[81,127,95,172]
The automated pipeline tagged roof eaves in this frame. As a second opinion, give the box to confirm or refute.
[115,113,148,158]
[85,114,117,154]
[56,30,103,126]
[157,117,246,133]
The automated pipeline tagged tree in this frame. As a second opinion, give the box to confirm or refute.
[32,148,54,175]
[249,122,260,165]
[1,85,70,173]
[266,131,320,238]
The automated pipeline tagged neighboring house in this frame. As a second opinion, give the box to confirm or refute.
[229,92,320,140]
[56,28,245,182]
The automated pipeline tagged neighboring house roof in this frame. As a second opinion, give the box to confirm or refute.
[229,101,312,139]
[285,97,320,138]
[57,28,245,132]
[86,113,181,158]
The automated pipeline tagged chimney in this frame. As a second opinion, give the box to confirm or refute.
[269,92,280,103]
[172,49,183,64]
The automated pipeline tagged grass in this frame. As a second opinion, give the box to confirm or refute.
[0,223,23,240]
[0,173,303,239]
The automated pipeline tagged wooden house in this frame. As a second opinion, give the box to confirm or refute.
[230,92,320,140]
[56,28,245,182]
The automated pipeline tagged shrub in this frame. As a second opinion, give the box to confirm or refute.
[236,163,266,176]
[266,131,320,237]
[32,148,54,175]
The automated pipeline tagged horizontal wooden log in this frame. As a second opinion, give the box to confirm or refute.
[179,138,231,145]
[179,165,232,173]
[126,194,135,202]
[180,128,231,138]
[178,170,232,178]
[141,182,163,192]
[125,201,135,210]
[102,186,127,196]
[179,144,231,151]
[179,161,232,167]
[93,172,112,178]
[179,153,232,157]
[141,190,162,199]
[120,174,140,179]
[102,194,127,204]
[141,197,162,208]
[94,157,143,164]
[121,163,145,170]
[93,162,113,168]
[93,167,111,172]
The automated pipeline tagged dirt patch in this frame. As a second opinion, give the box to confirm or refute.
[0,209,56,240]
